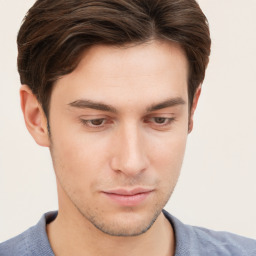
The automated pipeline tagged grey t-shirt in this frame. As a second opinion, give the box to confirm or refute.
[1,210,256,256]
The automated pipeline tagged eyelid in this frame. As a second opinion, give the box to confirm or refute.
[78,114,175,130]
[81,118,105,126]
[144,112,175,120]
[148,117,174,123]
[79,116,114,129]
[143,116,176,129]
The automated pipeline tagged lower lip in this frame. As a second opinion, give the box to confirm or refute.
[103,192,152,207]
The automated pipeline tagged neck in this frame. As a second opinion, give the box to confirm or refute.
[47,207,175,256]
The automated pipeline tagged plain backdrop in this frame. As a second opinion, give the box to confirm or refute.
[0,0,256,242]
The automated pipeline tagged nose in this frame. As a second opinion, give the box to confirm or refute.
[110,122,149,177]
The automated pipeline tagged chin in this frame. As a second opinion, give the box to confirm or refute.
[84,207,162,237]
[92,216,158,237]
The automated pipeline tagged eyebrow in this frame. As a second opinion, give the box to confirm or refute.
[146,97,186,112]
[68,97,186,113]
[68,99,117,113]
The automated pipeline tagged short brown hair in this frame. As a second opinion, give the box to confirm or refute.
[17,0,211,116]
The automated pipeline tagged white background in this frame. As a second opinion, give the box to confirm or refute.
[0,0,256,242]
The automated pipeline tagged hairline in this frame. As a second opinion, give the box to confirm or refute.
[44,38,192,119]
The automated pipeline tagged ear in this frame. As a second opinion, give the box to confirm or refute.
[188,86,201,133]
[20,85,50,147]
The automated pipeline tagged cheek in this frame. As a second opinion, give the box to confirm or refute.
[157,142,186,177]
[49,123,113,191]
[147,128,188,184]
[149,127,188,164]
[50,130,92,185]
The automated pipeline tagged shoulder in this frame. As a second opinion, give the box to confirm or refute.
[163,210,256,256]
[0,212,56,256]
[190,225,256,256]
[0,227,32,256]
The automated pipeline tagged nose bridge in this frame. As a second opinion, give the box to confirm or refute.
[111,120,148,176]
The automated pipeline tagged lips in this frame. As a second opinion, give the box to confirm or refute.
[102,188,154,206]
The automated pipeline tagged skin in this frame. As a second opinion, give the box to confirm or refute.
[20,40,200,256]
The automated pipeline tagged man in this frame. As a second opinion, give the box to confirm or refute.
[0,0,255,255]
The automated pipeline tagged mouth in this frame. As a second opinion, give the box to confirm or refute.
[102,187,154,207]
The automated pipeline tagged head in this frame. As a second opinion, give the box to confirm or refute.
[18,0,211,237]
[18,0,210,119]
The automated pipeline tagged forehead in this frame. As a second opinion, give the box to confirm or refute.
[73,40,188,84]
[52,40,189,110]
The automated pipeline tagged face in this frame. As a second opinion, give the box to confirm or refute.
[48,40,190,236]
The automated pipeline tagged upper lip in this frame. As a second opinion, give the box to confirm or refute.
[103,187,154,196]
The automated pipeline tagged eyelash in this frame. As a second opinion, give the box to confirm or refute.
[144,117,175,127]
[80,117,175,129]
[80,118,108,128]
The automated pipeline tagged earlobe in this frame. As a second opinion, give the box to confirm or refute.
[188,86,201,133]
[20,85,50,147]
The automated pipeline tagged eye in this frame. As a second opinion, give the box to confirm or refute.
[90,119,105,126]
[144,116,175,129]
[81,118,106,128]
[150,117,174,125]
[153,117,169,124]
